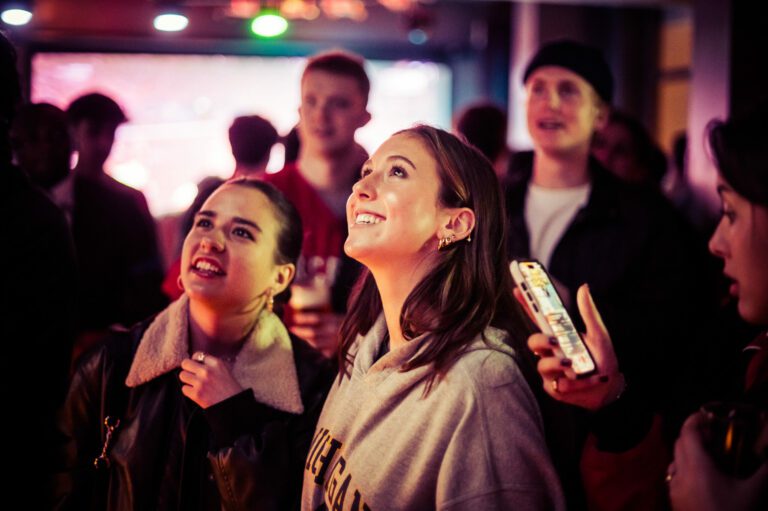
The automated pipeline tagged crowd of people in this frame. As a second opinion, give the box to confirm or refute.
[2,28,766,510]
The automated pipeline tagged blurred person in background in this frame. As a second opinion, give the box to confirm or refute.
[265,50,370,358]
[1,31,77,502]
[663,132,719,235]
[229,114,278,179]
[62,92,166,348]
[453,101,512,182]
[453,102,511,184]
[10,102,71,191]
[591,109,667,188]
[506,39,719,509]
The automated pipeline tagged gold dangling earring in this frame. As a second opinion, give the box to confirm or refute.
[437,234,456,251]
[266,289,274,313]
[177,276,184,292]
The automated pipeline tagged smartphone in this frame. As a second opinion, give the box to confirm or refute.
[510,259,597,377]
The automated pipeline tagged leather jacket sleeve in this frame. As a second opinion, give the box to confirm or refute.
[50,342,114,510]
[50,328,136,510]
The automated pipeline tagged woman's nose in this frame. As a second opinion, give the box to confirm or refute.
[352,172,376,199]
[708,220,727,259]
[200,234,224,252]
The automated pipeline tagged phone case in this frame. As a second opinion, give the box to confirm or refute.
[510,259,596,377]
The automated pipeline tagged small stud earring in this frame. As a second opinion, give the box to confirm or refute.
[437,234,456,251]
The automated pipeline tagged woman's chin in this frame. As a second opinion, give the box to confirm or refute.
[343,238,374,264]
[738,299,768,325]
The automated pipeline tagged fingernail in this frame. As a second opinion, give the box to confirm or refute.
[560,358,572,367]
[548,337,558,347]
[599,375,609,383]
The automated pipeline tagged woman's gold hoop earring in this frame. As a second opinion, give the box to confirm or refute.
[437,234,456,251]
[177,276,184,292]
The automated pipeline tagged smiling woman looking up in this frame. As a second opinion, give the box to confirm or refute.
[52,179,335,510]
[301,125,565,511]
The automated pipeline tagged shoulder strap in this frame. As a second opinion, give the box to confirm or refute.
[94,324,145,469]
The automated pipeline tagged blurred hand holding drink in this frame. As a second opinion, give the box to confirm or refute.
[289,272,332,315]
[699,401,768,478]
[286,256,340,358]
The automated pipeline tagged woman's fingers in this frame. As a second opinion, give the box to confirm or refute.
[178,370,199,385]
[537,356,570,380]
[575,283,619,372]
[576,284,608,338]
[178,353,243,408]
[528,333,557,358]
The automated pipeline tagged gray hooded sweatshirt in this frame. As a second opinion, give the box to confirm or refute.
[301,315,565,511]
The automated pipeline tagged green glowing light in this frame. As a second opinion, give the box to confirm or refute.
[251,12,288,38]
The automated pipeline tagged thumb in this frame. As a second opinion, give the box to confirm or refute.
[576,284,609,343]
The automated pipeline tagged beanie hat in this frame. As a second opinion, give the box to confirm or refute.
[523,40,614,104]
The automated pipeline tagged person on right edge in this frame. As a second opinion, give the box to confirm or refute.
[506,39,720,509]
[529,104,768,510]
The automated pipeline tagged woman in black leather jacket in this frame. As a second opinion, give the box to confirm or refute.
[51,179,335,510]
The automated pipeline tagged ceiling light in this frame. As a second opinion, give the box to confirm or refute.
[154,12,189,32]
[1,5,33,26]
[251,9,288,38]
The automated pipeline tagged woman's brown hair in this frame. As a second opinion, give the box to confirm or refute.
[337,125,535,391]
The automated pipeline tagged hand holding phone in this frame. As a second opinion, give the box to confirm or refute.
[511,260,596,377]
[511,260,625,410]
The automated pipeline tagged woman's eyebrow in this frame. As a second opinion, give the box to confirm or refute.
[386,154,416,169]
[233,217,261,232]
[196,210,261,232]
[716,184,732,196]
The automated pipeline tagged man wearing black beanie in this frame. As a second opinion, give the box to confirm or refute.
[505,40,721,510]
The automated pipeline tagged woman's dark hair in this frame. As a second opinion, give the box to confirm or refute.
[708,102,768,206]
[338,125,534,391]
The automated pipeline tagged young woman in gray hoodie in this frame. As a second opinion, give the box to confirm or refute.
[301,125,565,511]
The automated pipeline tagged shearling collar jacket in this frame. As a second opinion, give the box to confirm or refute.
[126,295,305,414]
[52,298,336,511]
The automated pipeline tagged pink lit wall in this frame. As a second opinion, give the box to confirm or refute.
[31,53,451,216]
